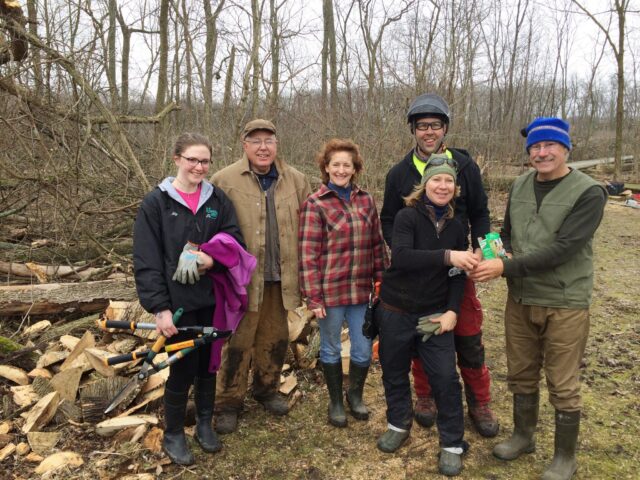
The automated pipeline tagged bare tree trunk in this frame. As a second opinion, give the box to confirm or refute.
[156,0,169,114]
[267,0,279,117]
[26,0,41,93]
[107,0,119,110]
[250,0,262,118]
[204,0,225,131]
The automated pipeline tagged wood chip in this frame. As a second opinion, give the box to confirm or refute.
[0,365,30,385]
[143,427,163,453]
[22,391,60,433]
[34,451,84,474]
[27,431,61,455]
[0,442,16,462]
[130,423,148,443]
[95,414,158,437]
[24,452,43,463]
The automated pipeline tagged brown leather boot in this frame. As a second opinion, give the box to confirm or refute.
[414,395,437,428]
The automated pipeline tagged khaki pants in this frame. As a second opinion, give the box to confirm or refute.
[504,295,590,411]
[216,282,288,411]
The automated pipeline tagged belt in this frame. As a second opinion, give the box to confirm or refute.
[379,301,408,314]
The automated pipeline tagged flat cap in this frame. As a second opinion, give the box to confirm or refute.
[242,119,276,139]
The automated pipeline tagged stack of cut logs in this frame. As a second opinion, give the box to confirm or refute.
[0,299,321,476]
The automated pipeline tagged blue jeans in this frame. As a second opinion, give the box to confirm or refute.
[318,303,371,366]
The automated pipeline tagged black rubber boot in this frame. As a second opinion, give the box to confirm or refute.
[346,362,370,420]
[163,388,195,465]
[194,376,222,453]
[541,410,580,480]
[321,362,347,427]
[493,392,539,461]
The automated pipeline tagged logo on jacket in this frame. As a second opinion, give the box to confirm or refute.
[205,207,218,220]
[171,211,178,216]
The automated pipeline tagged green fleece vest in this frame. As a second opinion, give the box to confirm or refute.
[507,169,600,308]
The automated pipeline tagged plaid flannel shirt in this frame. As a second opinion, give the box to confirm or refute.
[299,184,388,310]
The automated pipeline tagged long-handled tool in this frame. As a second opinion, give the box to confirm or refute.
[104,308,183,414]
[102,328,233,366]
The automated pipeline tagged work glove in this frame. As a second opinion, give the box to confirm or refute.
[172,242,201,285]
[417,313,442,342]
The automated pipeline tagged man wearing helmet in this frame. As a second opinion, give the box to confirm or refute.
[380,93,499,438]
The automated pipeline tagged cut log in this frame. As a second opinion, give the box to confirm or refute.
[60,330,95,371]
[79,376,129,423]
[288,305,312,342]
[15,442,29,455]
[130,423,148,443]
[0,433,13,448]
[83,348,116,377]
[27,368,52,379]
[27,431,60,455]
[59,335,81,351]
[0,442,16,461]
[22,320,51,337]
[34,451,84,474]
[49,367,83,402]
[0,279,136,316]
[0,421,10,434]
[95,414,158,437]
[30,376,54,397]
[25,452,43,463]
[0,260,105,281]
[0,365,29,385]
[119,388,164,417]
[21,391,60,433]
[10,385,39,408]
[36,350,68,369]
[279,374,297,395]
[56,399,83,423]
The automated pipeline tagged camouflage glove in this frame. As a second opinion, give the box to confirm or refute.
[172,242,201,285]
[417,313,442,342]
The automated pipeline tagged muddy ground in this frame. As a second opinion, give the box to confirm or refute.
[1,201,639,480]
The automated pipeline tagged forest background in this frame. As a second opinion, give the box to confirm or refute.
[0,0,638,270]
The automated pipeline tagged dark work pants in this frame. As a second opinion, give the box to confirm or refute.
[378,305,465,448]
[165,306,216,392]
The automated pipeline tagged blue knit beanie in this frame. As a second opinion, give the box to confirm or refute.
[524,117,572,152]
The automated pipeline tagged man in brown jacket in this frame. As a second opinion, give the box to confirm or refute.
[212,119,310,433]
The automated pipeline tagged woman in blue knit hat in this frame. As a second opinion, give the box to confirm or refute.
[376,155,478,476]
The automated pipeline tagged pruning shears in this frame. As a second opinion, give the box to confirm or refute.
[102,308,232,414]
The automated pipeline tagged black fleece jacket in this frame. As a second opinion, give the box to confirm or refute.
[380,202,467,315]
[133,180,244,315]
[380,148,490,250]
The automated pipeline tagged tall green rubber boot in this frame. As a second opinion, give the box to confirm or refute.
[346,362,370,420]
[541,410,580,480]
[321,362,347,428]
[493,392,539,461]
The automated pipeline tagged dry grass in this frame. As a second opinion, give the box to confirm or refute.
[1,202,638,480]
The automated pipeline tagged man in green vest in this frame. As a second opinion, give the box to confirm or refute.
[471,117,606,480]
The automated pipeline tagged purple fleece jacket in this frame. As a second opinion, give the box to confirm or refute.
[200,232,257,372]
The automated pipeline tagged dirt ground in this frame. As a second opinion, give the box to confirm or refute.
[1,201,639,480]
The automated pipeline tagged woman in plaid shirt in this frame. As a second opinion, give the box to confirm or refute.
[299,138,388,428]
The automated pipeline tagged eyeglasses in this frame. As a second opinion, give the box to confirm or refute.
[244,138,277,147]
[426,155,458,170]
[179,154,211,167]
[529,142,559,154]
[415,121,445,132]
